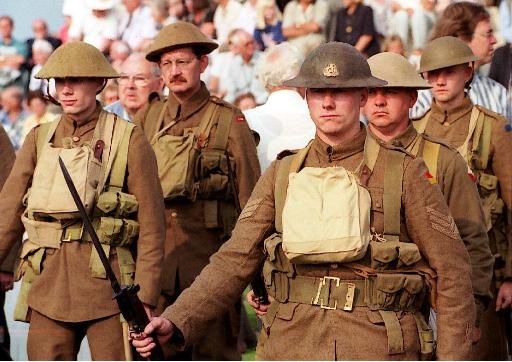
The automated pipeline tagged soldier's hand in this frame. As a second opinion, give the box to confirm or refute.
[131,317,174,358]
[496,281,512,311]
[246,290,273,317]
[0,272,13,291]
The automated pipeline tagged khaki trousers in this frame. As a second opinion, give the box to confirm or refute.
[27,310,125,361]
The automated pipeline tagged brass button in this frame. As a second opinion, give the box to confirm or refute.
[72,136,80,142]
[392,140,403,147]
[442,122,450,127]
[375,202,381,208]
[171,211,178,218]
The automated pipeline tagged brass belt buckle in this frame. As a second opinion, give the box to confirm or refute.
[62,222,84,242]
[344,283,355,311]
[312,276,340,310]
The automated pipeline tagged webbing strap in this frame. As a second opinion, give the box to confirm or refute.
[196,102,219,148]
[364,133,381,172]
[35,121,57,160]
[378,310,404,355]
[383,150,405,239]
[456,106,480,163]
[413,312,435,360]
[421,140,440,184]
[117,246,135,285]
[274,142,313,233]
[89,244,111,278]
[108,123,135,191]
[413,113,429,134]
[150,100,170,144]
[212,106,234,150]
[204,200,219,228]
[472,108,492,171]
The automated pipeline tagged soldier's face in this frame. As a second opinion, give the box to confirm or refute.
[55,77,104,120]
[306,88,367,143]
[425,64,472,104]
[159,47,208,101]
[364,88,417,135]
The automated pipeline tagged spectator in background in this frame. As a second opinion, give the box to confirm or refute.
[411,2,508,118]
[282,0,330,56]
[234,92,257,110]
[119,0,158,51]
[233,0,259,36]
[105,52,163,121]
[21,91,55,144]
[489,43,511,90]
[253,0,284,50]
[0,16,28,91]
[101,82,119,105]
[28,39,53,94]
[364,0,392,38]
[165,0,189,24]
[329,0,380,57]
[382,34,405,55]
[68,0,120,53]
[0,86,29,150]
[109,40,131,72]
[244,43,314,171]
[186,0,215,31]
[150,0,170,29]
[500,0,512,43]
[389,0,436,53]
[213,0,243,43]
[57,11,73,44]
[209,29,243,98]
[26,19,62,67]
[223,30,268,103]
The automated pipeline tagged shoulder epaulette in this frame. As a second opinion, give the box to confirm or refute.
[475,105,506,121]
[276,149,300,160]
[420,133,456,151]
[380,141,416,158]
[209,95,237,110]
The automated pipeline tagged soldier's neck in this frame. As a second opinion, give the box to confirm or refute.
[172,83,201,104]
[368,118,410,143]
[316,121,362,147]
[66,104,98,126]
[433,91,466,113]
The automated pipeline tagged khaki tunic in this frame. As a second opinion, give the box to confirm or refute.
[135,83,260,358]
[414,97,512,360]
[162,127,475,360]
[384,125,493,323]
[0,105,166,322]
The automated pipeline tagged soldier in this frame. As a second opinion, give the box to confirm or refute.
[0,41,166,360]
[133,22,261,360]
[364,51,493,342]
[132,42,475,360]
[413,36,512,360]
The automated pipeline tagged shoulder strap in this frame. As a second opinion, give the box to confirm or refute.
[211,105,235,150]
[35,117,61,160]
[150,100,172,144]
[274,141,313,233]
[364,133,381,172]
[420,139,440,184]
[383,149,405,242]
[108,122,136,192]
[413,112,430,134]
[471,108,493,171]
[456,106,481,163]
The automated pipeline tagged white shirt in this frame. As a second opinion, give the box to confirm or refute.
[244,89,315,171]
[118,5,158,50]
[411,73,509,118]
[224,52,268,104]
[68,10,120,50]
[214,0,243,44]
[232,1,257,36]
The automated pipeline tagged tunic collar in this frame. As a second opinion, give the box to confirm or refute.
[62,102,102,136]
[166,82,210,121]
[311,125,366,162]
[430,96,473,126]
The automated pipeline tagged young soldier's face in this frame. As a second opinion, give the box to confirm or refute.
[425,64,472,104]
[55,77,104,120]
[159,47,208,101]
[306,88,367,141]
[364,88,417,133]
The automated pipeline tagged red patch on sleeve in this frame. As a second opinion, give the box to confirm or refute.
[425,171,433,179]
[236,116,245,123]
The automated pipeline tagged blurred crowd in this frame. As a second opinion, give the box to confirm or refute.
[0,0,511,153]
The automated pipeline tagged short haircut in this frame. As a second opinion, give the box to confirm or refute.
[256,42,304,91]
[0,16,13,27]
[124,52,162,77]
[430,2,490,42]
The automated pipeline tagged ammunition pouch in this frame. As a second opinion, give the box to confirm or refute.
[195,149,233,201]
[365,273,426,312]
[370,240,422,270]
[96,191,139,217]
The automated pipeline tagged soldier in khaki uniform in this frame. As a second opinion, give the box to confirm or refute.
[132,42,475,360]
[133,22,260,360]
[363,52,493,342]
[0,42,166,360]
[413,37,512,360]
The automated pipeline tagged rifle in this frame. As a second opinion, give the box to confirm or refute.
[224,151,269,305]
[58,157,164,361]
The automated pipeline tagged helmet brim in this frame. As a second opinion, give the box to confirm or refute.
[146,42,219,62]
